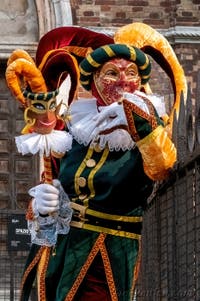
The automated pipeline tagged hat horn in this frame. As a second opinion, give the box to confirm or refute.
[114,22,187,132]
[5,51,47,106]
[7,49,35,66]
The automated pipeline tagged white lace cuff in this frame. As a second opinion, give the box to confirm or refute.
[57,183,73,234]
[28,186,73,247]
[28,213,58,247]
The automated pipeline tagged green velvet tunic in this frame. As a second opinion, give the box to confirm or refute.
[21,103,163,301]
[21,141,154,301]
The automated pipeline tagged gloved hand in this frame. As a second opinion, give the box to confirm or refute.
[92,102,128,137]
[28,179,60,215]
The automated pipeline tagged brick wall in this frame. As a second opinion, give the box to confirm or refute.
[70,0,200,107]
[175,43,200,101]
[70,0,200,28]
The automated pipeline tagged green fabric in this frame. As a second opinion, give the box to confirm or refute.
[44,228,139,301]
[21,143,151,301]
[134,109,164,139]
[46,229,98,300]
[20,106,161,300]
[23,88,59,101]
[21,231,140,301]
[59,142,153,214]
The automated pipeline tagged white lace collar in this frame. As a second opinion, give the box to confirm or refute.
[68,97,135,151]
[68,92,166,152]
[15,130,72,156]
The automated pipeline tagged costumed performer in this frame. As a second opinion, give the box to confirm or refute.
[18,23,187,301]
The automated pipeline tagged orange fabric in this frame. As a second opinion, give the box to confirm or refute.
[26,199,35,221]
[136,125,177,180]
[5,58,47,105]
[7,49,35,66]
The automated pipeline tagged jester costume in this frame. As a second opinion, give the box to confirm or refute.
[5,24,187,301]
[20,98,164,301]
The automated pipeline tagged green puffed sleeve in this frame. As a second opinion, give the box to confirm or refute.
[123,97,177,181]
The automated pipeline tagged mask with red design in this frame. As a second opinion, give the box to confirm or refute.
[92,58,141,106]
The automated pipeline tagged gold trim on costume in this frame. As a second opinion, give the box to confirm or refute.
[72,148,142,239]
[127,45,136,61]
[139,57,150,70]
[123,96,158,141]
[101,45,116,57]
[83,224,141,240]
[123,100,140,141]
[73,147,110,207]
[64,233,107,301]
[80,79,90,86]
[74,147,94,195]
[37,246,51,301]
[86,208,143,223]
[70,202,143,239]
[38,49,57,71]
[20,246,47,301]
[79,66,91,76]
[100,241,119,301]
[87,147,109,199]
[87,54,101,68]
[131,238,142,300]
[142,74,150,80]
[63,46,93,58]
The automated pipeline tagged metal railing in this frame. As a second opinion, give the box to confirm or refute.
[136,77,200,300]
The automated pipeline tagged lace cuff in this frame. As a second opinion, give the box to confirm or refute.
[28,214,58,247]
[27,186,73,247]
[57,183,73,234]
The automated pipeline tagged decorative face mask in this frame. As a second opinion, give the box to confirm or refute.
[22,89,61,135]
[93,58,141,105]
[24,97,58,134]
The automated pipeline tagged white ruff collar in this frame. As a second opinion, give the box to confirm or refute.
[15,130,72,156]
[69,92,166,152]
[69,98,135,151]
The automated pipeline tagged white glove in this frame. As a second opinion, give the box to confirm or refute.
[28,179,60,215]
[93,101,128,130]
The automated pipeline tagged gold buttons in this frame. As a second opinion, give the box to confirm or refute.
[86,158,96,168]
[77,177,87,187]
[94,144,102,153]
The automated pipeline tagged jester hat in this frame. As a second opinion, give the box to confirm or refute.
[35,26,114,104]
[35,26,113,66]
[80,43,151,91]
[79,23,187,134]
[5,27,114,108]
